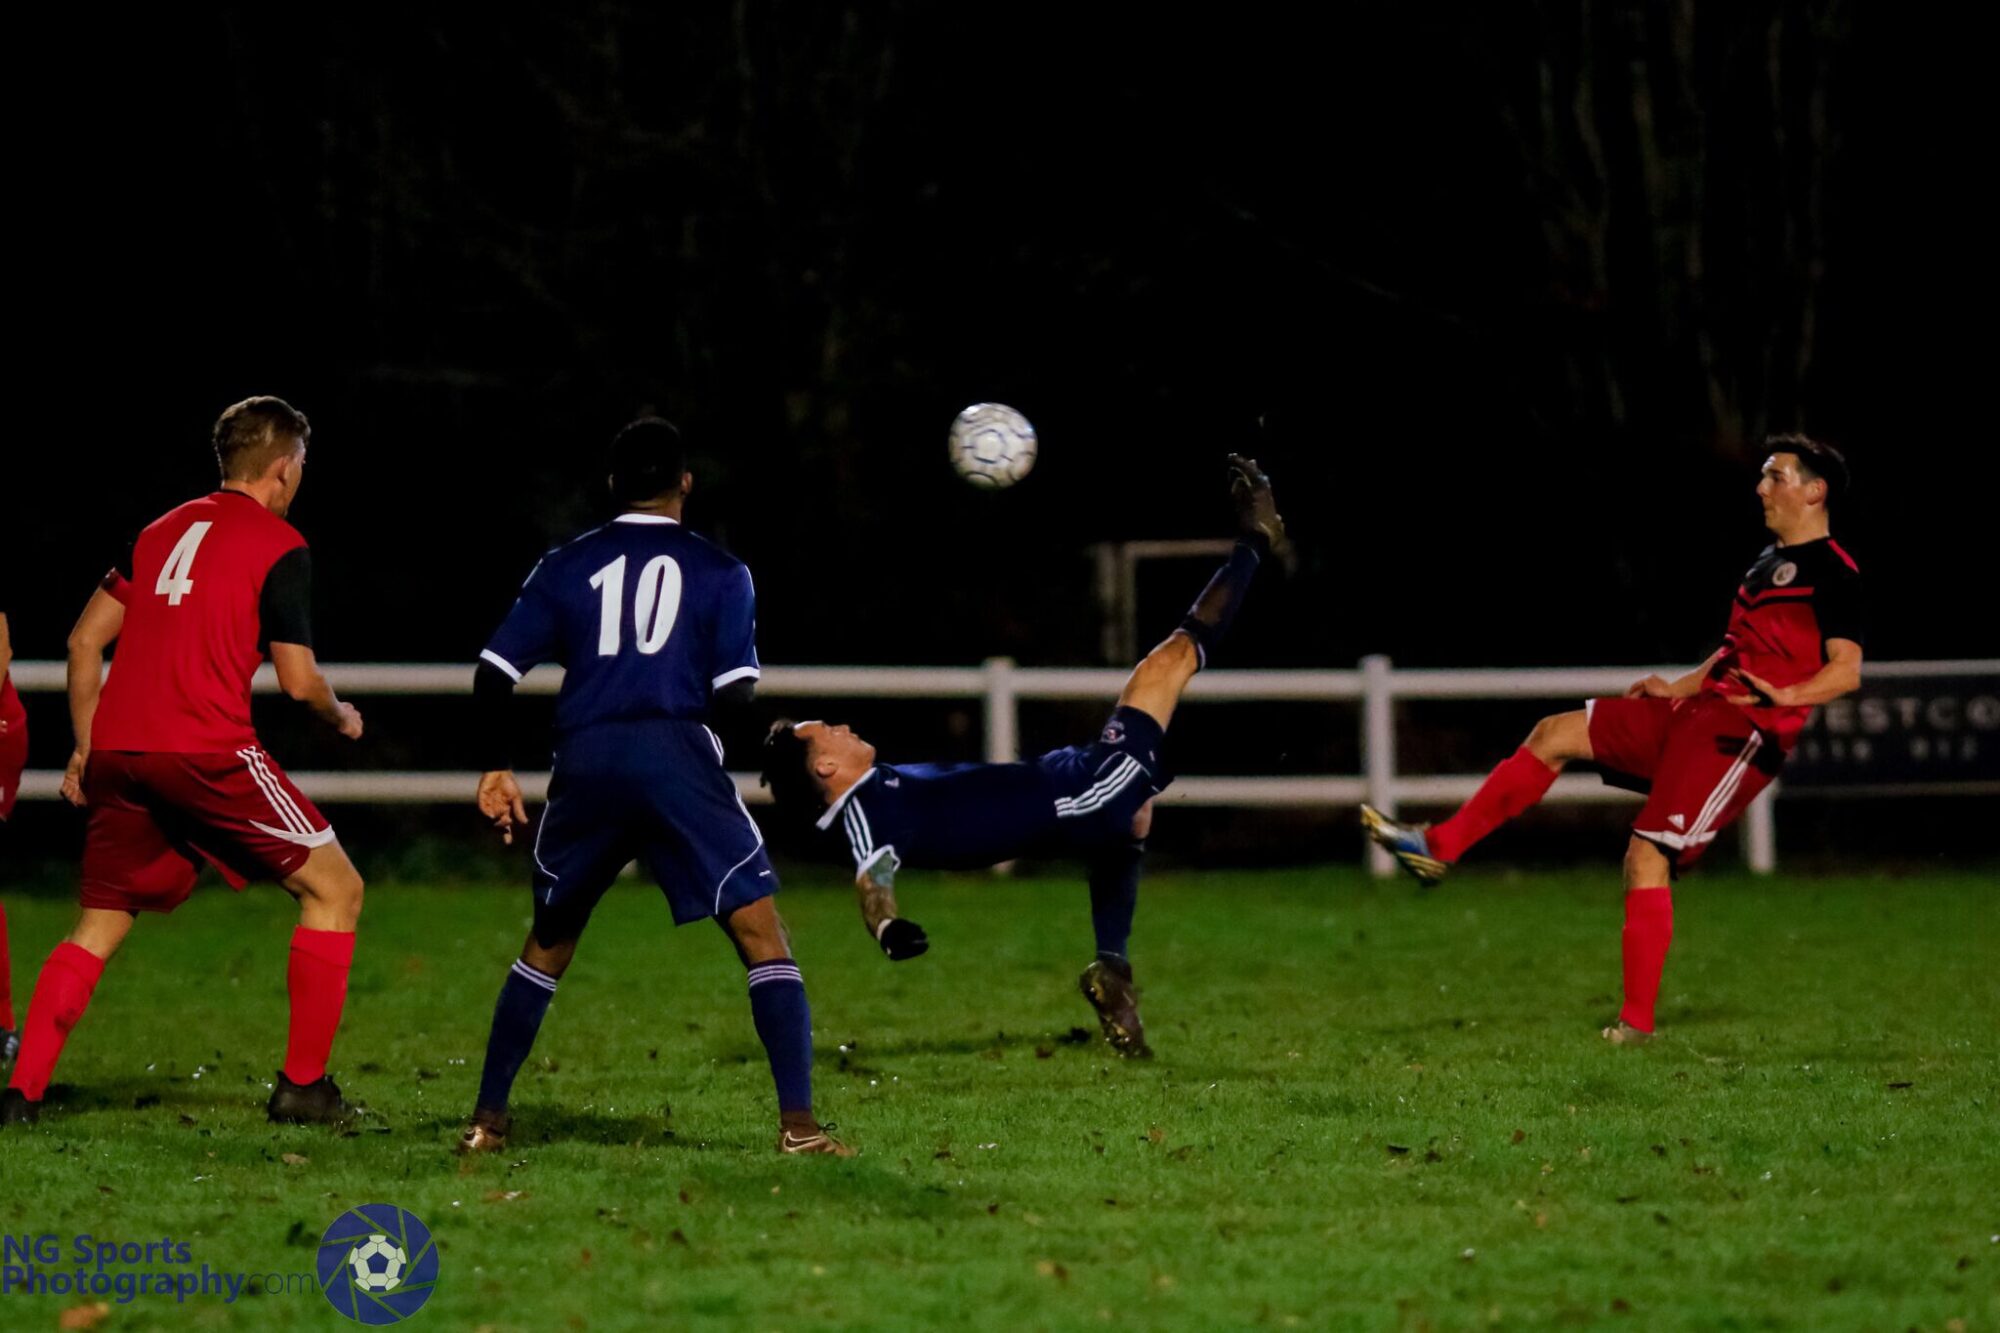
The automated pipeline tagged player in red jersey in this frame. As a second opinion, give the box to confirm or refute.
[0,605,25,1066]
[1362,435,1864,1042]
[1,397,369,1128]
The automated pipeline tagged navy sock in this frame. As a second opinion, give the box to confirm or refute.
[747,959,813,1114]
[1177,540,1263,668]
[476,960,558,1114]
[1088,841,1145,964]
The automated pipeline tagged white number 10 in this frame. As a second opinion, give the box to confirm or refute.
[588,555,683,656]
[155,521,213,606]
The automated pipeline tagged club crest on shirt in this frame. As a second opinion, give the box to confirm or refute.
[1100,719,1127,745]
[1771,561,1798,587]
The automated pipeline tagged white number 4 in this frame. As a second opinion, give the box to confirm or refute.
[155,521,213,606]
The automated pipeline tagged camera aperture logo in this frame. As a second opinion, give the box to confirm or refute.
[317,1204,438,1324]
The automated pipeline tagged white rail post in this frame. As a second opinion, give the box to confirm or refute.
[983,656,1018,764]
[985,656,1020,876]
[1745,781,1777,874]
[1361,654,1396,877]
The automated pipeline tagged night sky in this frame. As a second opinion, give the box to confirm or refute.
[13,5,1994,675]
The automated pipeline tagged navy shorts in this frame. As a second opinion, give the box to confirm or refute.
[529,720,776,942]
[1037,705,1172,848]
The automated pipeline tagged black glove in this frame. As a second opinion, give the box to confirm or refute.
[879,917,929,961]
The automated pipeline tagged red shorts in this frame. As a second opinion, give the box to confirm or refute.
[0,679,26,822]
[80,748,335,913]
[1586,694,1784,869]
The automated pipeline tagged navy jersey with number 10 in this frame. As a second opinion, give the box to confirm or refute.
[480,514,760,739]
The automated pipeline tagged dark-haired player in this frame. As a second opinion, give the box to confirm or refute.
[1363,435,1863,1043]
[2,397,368,1127]
[460,418,849,1157]
[762,456,1291,1059]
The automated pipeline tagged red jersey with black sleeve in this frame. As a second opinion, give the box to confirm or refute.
[1701,536,1863,748]
[92,490,316,753]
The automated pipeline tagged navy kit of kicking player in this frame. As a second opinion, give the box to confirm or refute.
[819,707,1168,877]
[461,418,851,1157]
[764,455,1291,1058]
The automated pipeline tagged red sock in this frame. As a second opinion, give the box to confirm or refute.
[283,928,356,1085]
[8,942,107,1101]
[0,901,15,1031]
[1428,747,1558,863]
[1618,887,1674,1033]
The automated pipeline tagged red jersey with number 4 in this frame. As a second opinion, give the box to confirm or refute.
[1700,536,1863,748]
[93,491,309,753]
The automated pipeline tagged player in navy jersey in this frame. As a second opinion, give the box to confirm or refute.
[762,456,1292,1058]
[459,418,849,1157]
[1363,435,1864,1042]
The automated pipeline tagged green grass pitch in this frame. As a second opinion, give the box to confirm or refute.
[1,868,1994,1331]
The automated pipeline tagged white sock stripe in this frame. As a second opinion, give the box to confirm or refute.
[510,960,559,991]
[239,748,310,835]
[747,966,804,987]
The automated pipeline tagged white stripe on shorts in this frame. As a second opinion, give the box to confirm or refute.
[238,747,311,834]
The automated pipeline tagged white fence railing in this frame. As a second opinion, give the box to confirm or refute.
[11,658,1995,875]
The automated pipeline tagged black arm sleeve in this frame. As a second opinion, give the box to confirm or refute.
[711,675,757,716]
[259,547,315,648]
[704,676,760,763]
[473,658,518,771]
[1812,568,1865,651]
[101,534,138,593]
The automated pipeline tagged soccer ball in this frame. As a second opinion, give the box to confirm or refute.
[948,403,1037,489]
[349,1235,406,1292]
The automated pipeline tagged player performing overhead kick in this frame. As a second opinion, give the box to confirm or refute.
[3,397,368,1128]
[1362,435,1863,1043]
[761,456,1292,1059]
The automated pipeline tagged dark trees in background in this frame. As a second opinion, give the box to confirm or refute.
[21,2,1983,673]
